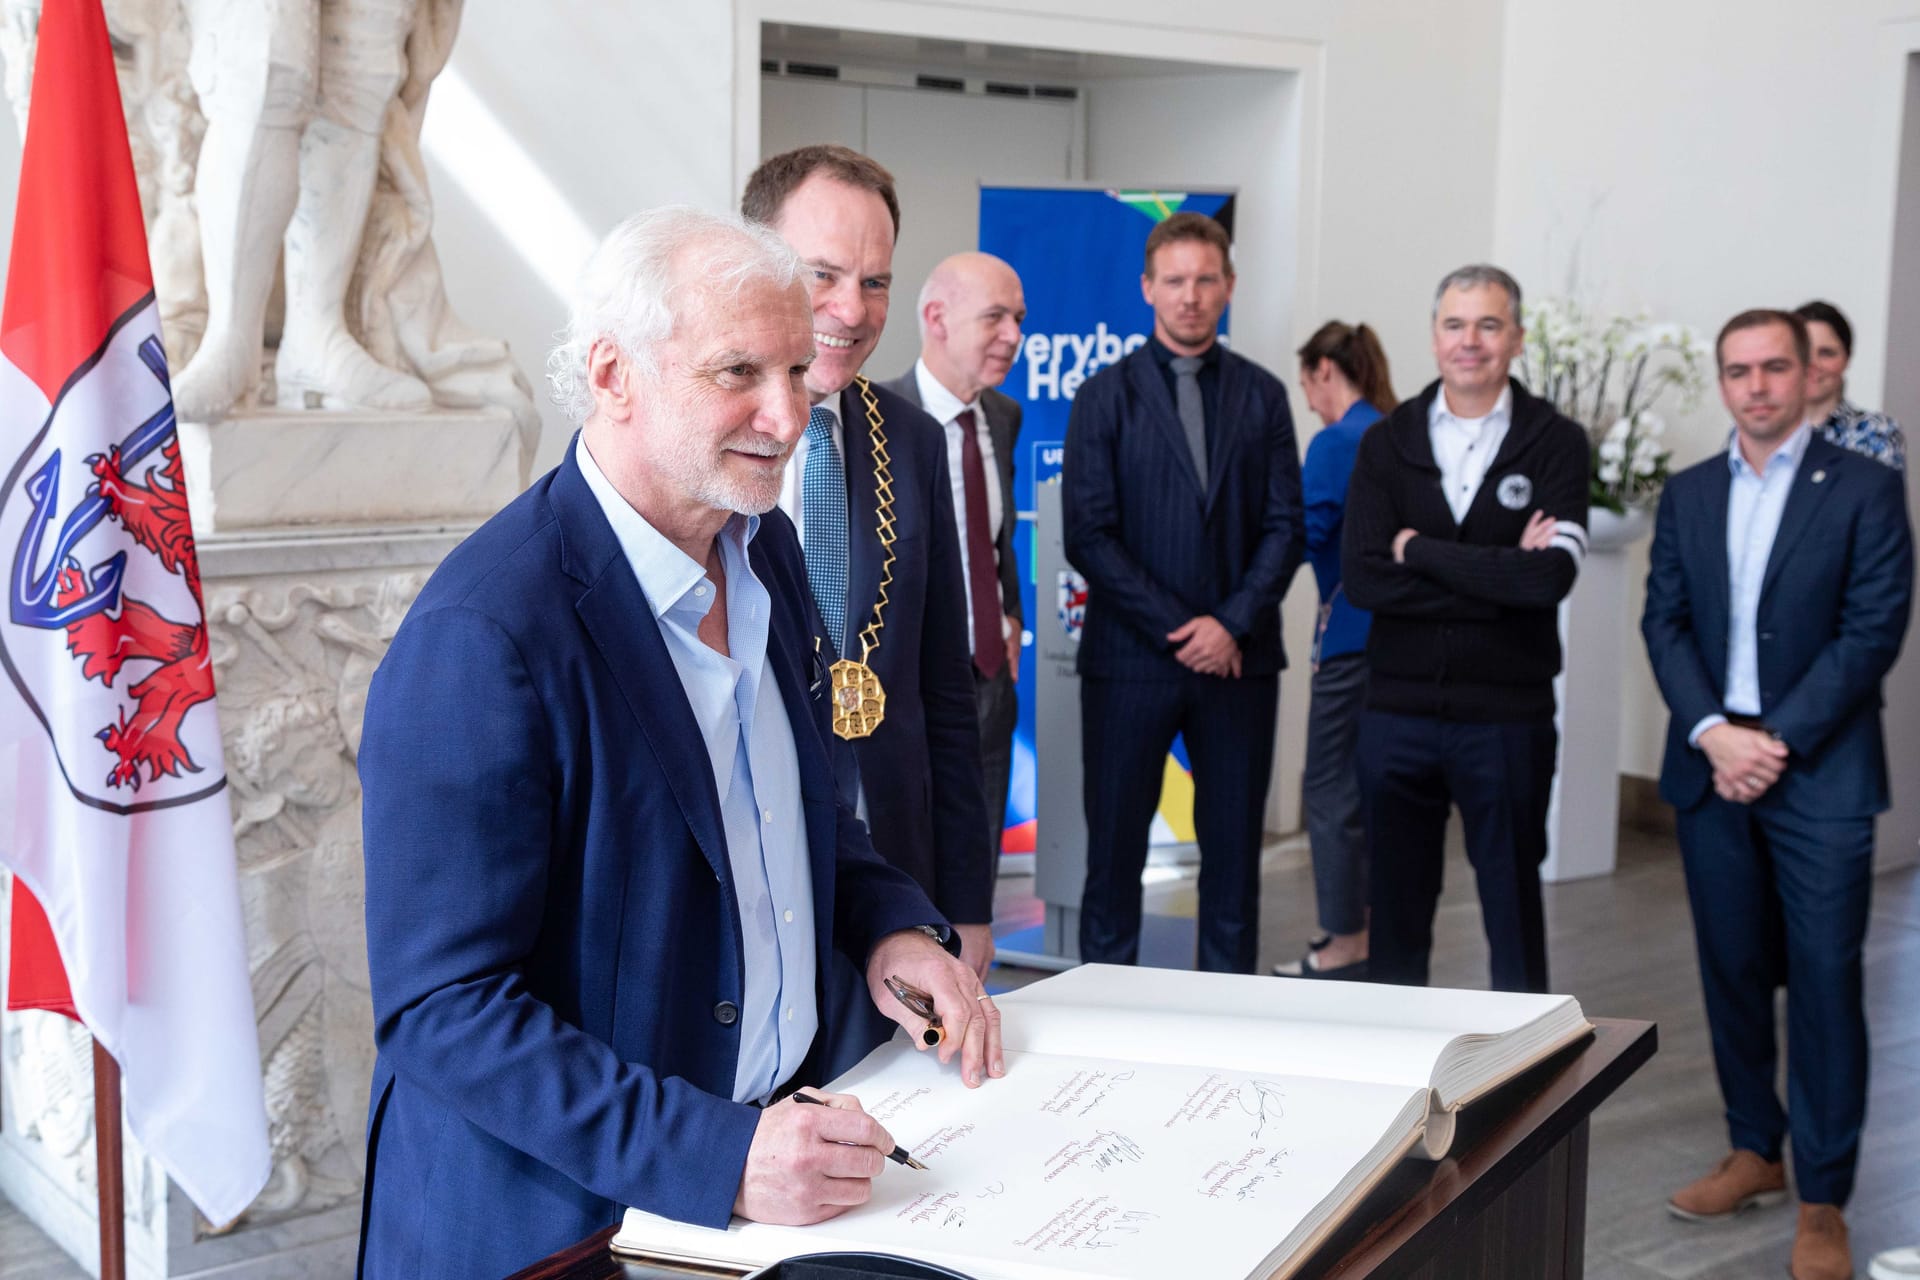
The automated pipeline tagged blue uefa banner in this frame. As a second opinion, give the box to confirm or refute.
[977,186,1235,855]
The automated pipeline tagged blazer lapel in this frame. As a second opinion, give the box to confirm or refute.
[1124,351,1204,495]
[1696,462,1732,664]
[988,395,1019,538]
[1203,352,1246,514]
[1759,443,1841,602]
[552,455,732,889]
[840,384,883,657]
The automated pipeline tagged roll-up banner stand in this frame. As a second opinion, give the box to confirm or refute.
[978,185,1236,965]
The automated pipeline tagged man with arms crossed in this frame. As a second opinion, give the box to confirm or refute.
[1342,264,1589,994]
[356,208,1001,1280]
[743,147,994,1074]
[1064,211,1303,974]
[885,252,1029,877]
[1644,309,1911,1280]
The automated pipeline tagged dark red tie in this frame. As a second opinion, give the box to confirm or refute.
[956,409,1004,678]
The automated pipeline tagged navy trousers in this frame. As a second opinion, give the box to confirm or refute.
[1675,795,1873,1207]
[1080,674,1279,974]
[1356,710,1556,993]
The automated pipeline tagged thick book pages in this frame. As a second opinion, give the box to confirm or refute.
[612,970,1589,1280]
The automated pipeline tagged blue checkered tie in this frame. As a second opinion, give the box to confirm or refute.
[802,406,849,655]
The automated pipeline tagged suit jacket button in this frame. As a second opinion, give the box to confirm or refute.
[714,1001,739,1026]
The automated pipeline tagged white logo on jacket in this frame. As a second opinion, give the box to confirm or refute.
[1497,474,1533,510]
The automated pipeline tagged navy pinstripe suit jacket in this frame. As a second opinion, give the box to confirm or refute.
[1063,343,1304,679]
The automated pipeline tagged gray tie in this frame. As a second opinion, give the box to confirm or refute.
[1170,355,1208,481]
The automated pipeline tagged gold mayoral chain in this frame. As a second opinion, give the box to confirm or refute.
[830,376,897,740]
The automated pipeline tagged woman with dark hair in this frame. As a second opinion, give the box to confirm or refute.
[1795,299,1907,472]
[1275,322,1396,980]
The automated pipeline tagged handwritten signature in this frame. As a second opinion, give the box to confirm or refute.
[1083,1209,1159,1250]
[1092,1133,1147,1173]
[1239,1080,1286,1139]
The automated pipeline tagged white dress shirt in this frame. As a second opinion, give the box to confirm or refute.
[577,436,816,1103]
[914,359,1006,646]
[1429,385,1514,523]
[777,394,843,546]
[1688,424,1813,747]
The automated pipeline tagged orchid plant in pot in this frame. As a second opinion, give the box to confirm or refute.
[1518,299,1707,549]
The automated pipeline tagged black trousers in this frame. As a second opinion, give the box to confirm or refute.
[1079,673,1279,974]
[975,660,1018,881]
[1356,710,1556,993]
[1302,653,1369,936]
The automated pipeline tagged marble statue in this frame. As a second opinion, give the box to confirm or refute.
[1,0,537,448]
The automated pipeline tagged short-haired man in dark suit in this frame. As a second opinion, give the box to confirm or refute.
[884,252,1028,887]
[1063,211,1303,974]
[743,147,994,1071]
[1644,309,1912,1280]
[1342,264,1589,995]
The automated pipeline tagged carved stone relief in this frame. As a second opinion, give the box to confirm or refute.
[202,568,425,1227]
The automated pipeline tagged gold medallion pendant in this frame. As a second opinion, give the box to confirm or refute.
[830,377,898,741]
[829,658,886,739]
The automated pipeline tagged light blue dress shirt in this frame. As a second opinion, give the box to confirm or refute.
[577,437,817,1103]
[1689,424,1812,746]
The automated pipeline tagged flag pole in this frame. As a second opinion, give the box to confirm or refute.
[92,1037,127,1280]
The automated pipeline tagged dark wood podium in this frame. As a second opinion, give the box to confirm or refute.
[510,1018,1656,1280]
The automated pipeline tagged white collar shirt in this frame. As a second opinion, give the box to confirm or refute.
[1429,385,1514,523]
[1722,423,1813,717]
[576,435,816,1104]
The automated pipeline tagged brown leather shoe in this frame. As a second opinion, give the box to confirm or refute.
[1667,1149,1788,1221]
[1791,1204,1851,1280]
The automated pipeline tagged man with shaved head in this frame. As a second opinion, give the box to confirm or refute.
[885,253,1029,878]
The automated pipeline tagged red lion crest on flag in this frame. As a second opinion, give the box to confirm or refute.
[55,425,212,790]
[4,327,224,807]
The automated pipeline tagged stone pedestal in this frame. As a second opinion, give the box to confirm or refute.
[179,407,525,534]
[1543,508,1653,883]
[0,409,516,1278]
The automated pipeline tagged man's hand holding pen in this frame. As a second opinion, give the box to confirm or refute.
[865,927,1006,1088]
[734,929,1003,1226]
[734,1089,898,1225]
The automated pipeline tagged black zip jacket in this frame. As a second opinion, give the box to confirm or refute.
[1341,377,1590,721]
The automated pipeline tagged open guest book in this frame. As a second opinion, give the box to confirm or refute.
[612,965,1591,1280]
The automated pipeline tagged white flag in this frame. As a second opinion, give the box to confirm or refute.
[0,0,270,1225]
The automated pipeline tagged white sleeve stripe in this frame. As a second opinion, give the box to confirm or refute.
[1550,533,1587,566]
[1554,520,1589,550]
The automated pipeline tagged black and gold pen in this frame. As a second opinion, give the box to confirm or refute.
[792,1092,928,1170]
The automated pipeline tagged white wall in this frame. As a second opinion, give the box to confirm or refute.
[0,0,1510,842]
[1493,2,1920,798]
[1879,49,1920,866]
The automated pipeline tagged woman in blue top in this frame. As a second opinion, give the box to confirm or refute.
[1275,321,1397,980]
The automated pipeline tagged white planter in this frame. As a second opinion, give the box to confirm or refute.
[1543,505,1649,883]
[1586,504,1653,552]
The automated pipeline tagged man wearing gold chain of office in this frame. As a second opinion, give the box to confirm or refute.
[743,146,994,1075]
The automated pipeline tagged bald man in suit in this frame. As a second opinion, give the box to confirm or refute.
[884,252,1028,880]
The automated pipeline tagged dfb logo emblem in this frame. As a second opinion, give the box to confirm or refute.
[1497,473,1533,510]
[1,301,225,812]
[1056,569,1087,643]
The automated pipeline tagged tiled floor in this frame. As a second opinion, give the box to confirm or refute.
[5,826,1916,1278]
